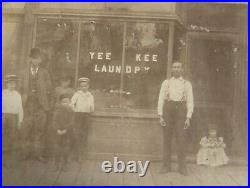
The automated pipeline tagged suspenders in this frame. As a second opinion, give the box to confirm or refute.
[181,80,186,102]
[166,79,186,102]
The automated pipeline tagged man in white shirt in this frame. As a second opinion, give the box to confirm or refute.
[158,62,194,176]
[2,75,23,168]
[70,77,94,163]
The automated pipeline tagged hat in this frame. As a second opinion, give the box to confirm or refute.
[4,74,19,82]
[78,77,90,83]
[29,47,41,58]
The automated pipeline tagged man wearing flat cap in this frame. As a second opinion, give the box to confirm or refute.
[70,77,94,163]
[22,47,53,162]
[2,75,23,168]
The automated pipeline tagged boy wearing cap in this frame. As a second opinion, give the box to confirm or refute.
[52,94,74,171]
[2,75,23,168]
[70,77,94,163]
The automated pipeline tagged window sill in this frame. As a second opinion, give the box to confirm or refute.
[92,102,228,118]
[93,108,158,119]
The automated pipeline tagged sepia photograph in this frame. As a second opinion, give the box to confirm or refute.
[2,2,248,186]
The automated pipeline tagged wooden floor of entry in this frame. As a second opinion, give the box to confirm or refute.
[3,160,248,186]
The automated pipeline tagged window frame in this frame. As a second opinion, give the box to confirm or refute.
[33,15,181,117]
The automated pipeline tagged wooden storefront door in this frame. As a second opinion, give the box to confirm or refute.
[186,33,238,154]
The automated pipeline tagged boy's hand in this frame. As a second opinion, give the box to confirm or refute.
[57,129,67,135]
[159,116,166,127]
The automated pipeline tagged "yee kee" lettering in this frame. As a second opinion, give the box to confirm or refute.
[89,52,158,62]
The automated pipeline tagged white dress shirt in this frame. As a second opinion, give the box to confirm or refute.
[157,76,194,118]
[70,90,94,113]
[2,89,24,124]
[30,66,39,76]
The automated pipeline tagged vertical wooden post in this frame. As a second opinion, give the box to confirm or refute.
[20,3,39,103]
[167,22,175,78]
[31,17,37,48]
[184,32,190,78]
[120,22,127,108]
[74,22,81,89]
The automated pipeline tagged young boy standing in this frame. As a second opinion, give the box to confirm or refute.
[52,94,74,171]
[2,75,23,168]
[70,77,94,163]
[55,75,74,105]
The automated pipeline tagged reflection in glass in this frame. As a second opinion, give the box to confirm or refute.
[123,22,169,109]
[79,21,123,109]
[35,18,78,87]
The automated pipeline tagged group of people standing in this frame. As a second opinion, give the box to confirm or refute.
[3,48,229,175]
[2,47,94,171]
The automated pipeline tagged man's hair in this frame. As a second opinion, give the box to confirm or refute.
[172,61,183,66]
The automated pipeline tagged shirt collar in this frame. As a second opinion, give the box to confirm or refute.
[77,90,90,95]
[171,76,184,81]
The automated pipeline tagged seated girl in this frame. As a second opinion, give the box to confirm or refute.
[197,129,229,167]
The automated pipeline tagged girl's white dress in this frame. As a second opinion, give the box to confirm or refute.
[197,137,229,167]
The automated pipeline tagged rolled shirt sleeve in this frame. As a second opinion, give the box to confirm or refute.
[157,80,168,116]
[70,92,78,111]
[185,81,194,119]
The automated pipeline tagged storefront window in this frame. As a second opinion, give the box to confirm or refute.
[35,18,78,87]
[35,18,169,111]
[123,22,169,109]
[78,21,123,109]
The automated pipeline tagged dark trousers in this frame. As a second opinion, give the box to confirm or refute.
[162,101,188,170]
[2,113,19,167]
[23,96,48,159]
[54,132,70,166]
[73,113,90,160]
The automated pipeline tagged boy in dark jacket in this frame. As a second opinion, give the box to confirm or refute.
[52,94,74,171]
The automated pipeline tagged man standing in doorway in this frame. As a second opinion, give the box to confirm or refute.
[157,62,194,176]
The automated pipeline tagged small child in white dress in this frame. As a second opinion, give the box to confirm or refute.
[197,129,229,167]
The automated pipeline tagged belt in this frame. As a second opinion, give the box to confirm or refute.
[166,100,186,104]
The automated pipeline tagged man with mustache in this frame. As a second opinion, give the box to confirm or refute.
[158,62,194,176]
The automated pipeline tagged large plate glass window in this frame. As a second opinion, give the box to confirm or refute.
[123,22,169,109]
[78,21,123,110]
[35,18,78,87]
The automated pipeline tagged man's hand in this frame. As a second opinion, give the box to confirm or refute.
[184,118,191,130]
[57,129,67,135]
[159,116,166,127]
